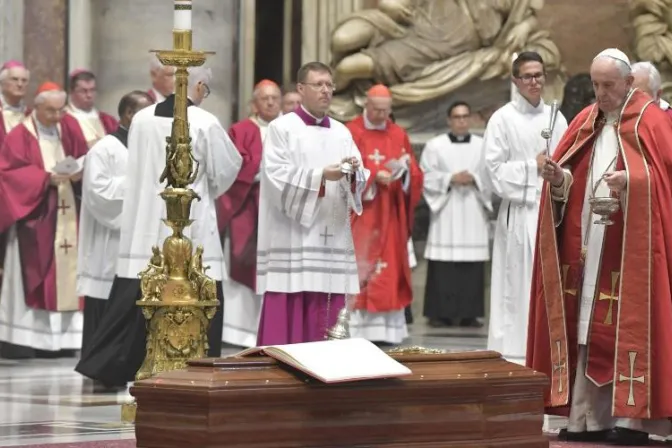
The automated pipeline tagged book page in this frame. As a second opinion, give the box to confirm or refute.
[264,338,412,383]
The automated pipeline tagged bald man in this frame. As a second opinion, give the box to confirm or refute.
[346,84,423,345]
[217,79,281,347]
[631,61,672,120]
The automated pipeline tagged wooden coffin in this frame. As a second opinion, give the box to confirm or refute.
[132,350,549,448]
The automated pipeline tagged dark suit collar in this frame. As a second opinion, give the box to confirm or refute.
[154,94,194,118]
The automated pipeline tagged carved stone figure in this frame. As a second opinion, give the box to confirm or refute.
[630,0,672,97]
[329,0,564,129]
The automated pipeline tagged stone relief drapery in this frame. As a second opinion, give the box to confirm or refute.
[326,0,565,130]
[630,0,672,96]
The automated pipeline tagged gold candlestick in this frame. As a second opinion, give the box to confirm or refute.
[121,0,217,423]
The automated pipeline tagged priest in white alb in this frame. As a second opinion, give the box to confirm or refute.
[0,82,88,359]
[256,62,368,345]
[75,67,242,387]
[483,51,567,365]
[421,101,492,328]
[76,91,152,360]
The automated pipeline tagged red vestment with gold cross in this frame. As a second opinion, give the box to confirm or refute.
[527,89,672,419]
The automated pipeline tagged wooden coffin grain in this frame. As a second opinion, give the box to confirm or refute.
[132,350,549,448]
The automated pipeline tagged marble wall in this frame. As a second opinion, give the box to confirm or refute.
[0,0,24,65]
[78,0,239,127]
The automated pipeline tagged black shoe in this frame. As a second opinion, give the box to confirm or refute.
[459,318,483,328]
[557,428,610,442]
[605,427,649,446]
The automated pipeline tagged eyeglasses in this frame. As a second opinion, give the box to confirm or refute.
[516,73,545,84]
[202,83,210,98]
[300,82,336,92]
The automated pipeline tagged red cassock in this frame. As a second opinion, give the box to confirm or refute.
[0,107,31,291]
[346,116,423,313]
[0,121,88,311]
[60,110,118,150]
[215,118,263,291]
[527,89,672,419]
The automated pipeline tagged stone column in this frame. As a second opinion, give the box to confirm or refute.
[86,0,238,127]
[0,0,24,64]
[68,0,93,74]
[23,0,68,99]
[301,0,363,64]
[238,0,255,121]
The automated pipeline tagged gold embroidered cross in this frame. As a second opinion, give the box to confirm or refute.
[562,265,577,296]
[598,271,620,325]
[618,351,645,407]
[553,340,567,393]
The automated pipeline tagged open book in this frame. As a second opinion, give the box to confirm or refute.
[234,338,412,384]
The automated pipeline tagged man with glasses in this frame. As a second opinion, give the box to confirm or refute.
[421,100,492,329]
[256,61,368,345]
[61,69,118,151]
[483,51,568,366]
[75,66,242,389]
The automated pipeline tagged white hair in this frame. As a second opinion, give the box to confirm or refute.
[0,66,30,83]
[631,61,662,100]
[187,66,212,95]
[593,55,632,78]
[34,90,66,105]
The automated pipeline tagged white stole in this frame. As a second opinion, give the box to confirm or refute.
[65,104,106,148]
[24,119,79,311]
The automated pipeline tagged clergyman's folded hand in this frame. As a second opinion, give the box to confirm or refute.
[603,170,627,193]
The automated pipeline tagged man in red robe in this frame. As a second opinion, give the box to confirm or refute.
[0,60,31,294]
[146,55,175,103]
[528,48,672,445]
[0,82,89,359]
[347,84,423,345]
[217,79,281,347]
[60,69,117,150]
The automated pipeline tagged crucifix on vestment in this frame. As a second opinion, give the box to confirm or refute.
[368,149,385,166]
[553,340,567,394]
[618,350,645,407]
[374,259,387,275]
[60,239,73,254]
[57,199,70,215]
[320,226,334,245]
[598,271,619,325]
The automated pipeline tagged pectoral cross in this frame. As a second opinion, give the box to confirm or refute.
[618,351,645,407]
[60,239,73,254]
[553,340,567,393]
[368,149,386,166]
[320,227,333,245]
[562,265,577,296]
[57,200,70,215]
[598,271,620,325]
[374,259,387,275]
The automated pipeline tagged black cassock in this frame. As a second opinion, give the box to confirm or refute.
[422,260,485,324]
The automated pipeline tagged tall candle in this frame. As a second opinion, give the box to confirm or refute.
[174,0,192,30]
[510,52,518,102]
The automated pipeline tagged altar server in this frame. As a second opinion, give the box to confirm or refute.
[76,91,152,357]
[75,66,242,387]
[256,61,368,345]
[0,82,88,359]
[218,79,281,348]
[483,51,567,365]
[421,101,492,328]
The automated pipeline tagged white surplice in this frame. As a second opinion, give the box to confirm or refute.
[222,116,270,348]
[257,113,368,295]
[116,105,242,282]
[483,94,568,364]
[0,123,82,351]
[421,133,492,262]
[77,133,127,300]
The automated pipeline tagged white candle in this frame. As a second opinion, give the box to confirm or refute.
[174,0,192,30]
[510,52,518,102]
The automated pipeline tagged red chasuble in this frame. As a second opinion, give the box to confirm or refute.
[527,89,672,419]
[347,116,423,313]
[0,107,31,291]
[0,120,88,311]
[60,108,118,151]
[216,117,263,290]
